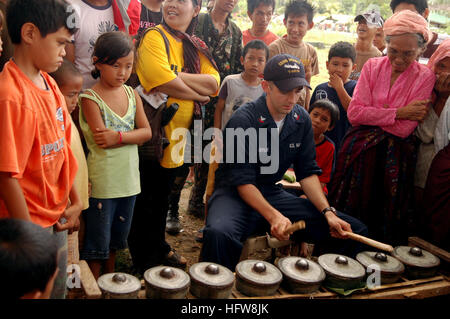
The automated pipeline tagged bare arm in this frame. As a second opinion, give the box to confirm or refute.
[329,74,352,111]
[55,184,83,234]
[156,77,210,103]
[304,88,311,111]
[121,91,151,145]
[82,92,152,148]
[237,184,292,241]
[335,86,352,111]
[80,95,107,132]
[177,72,218,96]
[0,172,30,221]
[300,174,351,238]
[214,98,225,130]
[65,42,75,63]
[304,66,312,110]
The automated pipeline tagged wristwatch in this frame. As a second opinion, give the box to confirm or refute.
[321,207,337,216]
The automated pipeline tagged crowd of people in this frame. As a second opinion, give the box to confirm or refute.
[0,0,448,299]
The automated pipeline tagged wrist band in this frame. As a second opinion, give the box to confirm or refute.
[321,207,337,216]
[118,131,123,145]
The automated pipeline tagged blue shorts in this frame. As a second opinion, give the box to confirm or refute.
[80,196,136,260]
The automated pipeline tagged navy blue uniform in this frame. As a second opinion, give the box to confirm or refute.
[200,95,368,270]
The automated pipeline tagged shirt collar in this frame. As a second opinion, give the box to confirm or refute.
[255,95,302,140]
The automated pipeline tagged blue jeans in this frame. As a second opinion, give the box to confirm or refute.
[81,196,136,260]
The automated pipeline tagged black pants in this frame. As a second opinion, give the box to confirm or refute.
[127,159,188,274]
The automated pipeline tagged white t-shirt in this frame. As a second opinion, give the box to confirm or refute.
[275,118,286,133]
[218,73,264,128]
[69,0,117,89]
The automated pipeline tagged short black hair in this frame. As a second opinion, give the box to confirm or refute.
[0,218,58,299]
[49,58,82,87]
[309,99,340,128]
[92,31,134,79]
[6,0,78,44]
[390,0,428,15]
[284,0,315,23]
[243,39,269,61]
[328,41,356,64]
[247,0,275,14]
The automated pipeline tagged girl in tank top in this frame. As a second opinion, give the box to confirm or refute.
[78,31,151,279]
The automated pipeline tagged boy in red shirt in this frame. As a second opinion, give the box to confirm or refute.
[0,0,81,298]
[284,99,339,198]
[308,99,340,196]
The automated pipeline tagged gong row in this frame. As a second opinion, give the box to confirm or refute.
[96,245,441,299]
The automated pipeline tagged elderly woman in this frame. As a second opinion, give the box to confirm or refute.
[127,0,220,274]
[329,10,436,245]
[422,40,450,251]
[414,39,450,225]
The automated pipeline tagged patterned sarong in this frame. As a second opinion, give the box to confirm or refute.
[329,125,418,244]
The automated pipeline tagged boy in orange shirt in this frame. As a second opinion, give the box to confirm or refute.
[0,0,81,298]
[243,0,278,46]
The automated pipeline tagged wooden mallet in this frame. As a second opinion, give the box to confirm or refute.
[266,220,306,249]
[284,220,306,235]
[343,231,394,253]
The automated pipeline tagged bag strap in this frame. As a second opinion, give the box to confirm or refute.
[141,26,170,61]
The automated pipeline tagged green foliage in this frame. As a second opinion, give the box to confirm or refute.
[233,0,448,35]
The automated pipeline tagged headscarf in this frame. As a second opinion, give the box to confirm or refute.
[161,0,218,122]
[427,39,450,108]
[427,38,450,72]
[383,10,432,43]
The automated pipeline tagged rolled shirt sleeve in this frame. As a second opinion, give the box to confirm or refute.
[221,114,259,187]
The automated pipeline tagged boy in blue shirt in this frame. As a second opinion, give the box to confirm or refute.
[310,41,357,153]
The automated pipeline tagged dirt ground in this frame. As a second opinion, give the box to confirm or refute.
[115,184,211,277]
[115,182,273,278]
[164,184,206,267]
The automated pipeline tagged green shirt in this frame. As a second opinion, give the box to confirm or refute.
[79,85,140,198]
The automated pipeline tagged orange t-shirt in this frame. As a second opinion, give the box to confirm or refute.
[242,29,279,46]
[0,61,78,227]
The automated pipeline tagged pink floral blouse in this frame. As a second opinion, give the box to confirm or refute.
[347,56,436,138]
